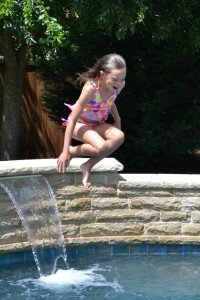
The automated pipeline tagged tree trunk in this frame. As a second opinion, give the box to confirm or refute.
[0,31,28,160]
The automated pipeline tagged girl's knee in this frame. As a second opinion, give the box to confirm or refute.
[114,129,125,145]
[95,142,108,156]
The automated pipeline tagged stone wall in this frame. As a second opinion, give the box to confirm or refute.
[116,174,200,245]
[0,159,200,253]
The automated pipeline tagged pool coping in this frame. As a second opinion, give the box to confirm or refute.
[0,158,123,176]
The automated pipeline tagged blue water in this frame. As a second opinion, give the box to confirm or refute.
[1,254,200,299]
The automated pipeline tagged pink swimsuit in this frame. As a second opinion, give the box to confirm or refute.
[62,88,119,127]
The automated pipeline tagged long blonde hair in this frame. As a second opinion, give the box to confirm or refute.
[77,53,126,85]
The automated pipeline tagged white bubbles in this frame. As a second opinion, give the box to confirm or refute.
[38,266,122,292]
[40,268,97,286]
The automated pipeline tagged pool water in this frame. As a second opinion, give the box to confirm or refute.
[0,254,200,299]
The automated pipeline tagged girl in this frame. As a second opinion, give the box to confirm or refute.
[57,53,126,189]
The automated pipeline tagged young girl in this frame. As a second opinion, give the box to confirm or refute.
[57,53,126,189]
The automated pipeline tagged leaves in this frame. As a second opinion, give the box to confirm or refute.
[0,0,66,54]
[0,0,14,19]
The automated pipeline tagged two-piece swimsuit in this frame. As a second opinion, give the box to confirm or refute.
[62,83,119,127]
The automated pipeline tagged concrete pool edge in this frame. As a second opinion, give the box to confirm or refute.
[1,158,200,254]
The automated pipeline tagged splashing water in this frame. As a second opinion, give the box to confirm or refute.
[0,175,68,277]
[17,264,123,295]
[39,265,121,289]
[0,175,122,291]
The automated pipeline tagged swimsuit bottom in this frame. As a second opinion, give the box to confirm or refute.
[77,116,106,128]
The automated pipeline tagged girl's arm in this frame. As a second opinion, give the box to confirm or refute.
[110,104,121,129]
[57,83,96,173]
[110,84,125,130]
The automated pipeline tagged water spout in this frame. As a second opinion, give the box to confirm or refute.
[0,175,68,277]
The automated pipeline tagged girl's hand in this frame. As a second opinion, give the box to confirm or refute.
[57,152,71,173]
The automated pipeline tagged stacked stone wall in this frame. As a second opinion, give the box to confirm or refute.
[0,159,200,253]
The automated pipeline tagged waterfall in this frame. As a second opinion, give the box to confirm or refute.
[0,175,68,277]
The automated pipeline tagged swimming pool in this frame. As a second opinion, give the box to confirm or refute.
[1,244,200,299]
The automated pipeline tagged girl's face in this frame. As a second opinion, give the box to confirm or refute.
[101,68,126,93]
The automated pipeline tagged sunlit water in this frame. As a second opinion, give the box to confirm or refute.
[0,255,200,300]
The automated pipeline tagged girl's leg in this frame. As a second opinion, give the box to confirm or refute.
[70,122,124,156]
[69,122,125,188]
[80,124,124,188]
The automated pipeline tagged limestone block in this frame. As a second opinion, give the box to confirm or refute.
[172,190,200,197]
[55,185,90,199]
[95,209,160,223]
[130,197,181,211]
[104,172,121,186]
[75,172,119,186]
[0,216,21,227]
[120,174,200,189]
[0,162,32,176]
[0,189,11,202]
[65,234,200,245]
[65,198,91,211]
[144,223,182,235]
[0,157,123,176]
[56,200,66,213]
[62,225,80,237]
[182,197,200,210]
[0,242,30,253]
[161,211,191,222]
[191,211,200,223]
[74,172,104,186]
[0,229,27,244]
[65,235,162,245]
[0,202,18,215]
[182,223,200,235]
[61,211,95,224]
[69,157,123,172]
[159,235,200,245]
[56,185,117,200]
[117,187,173,197]
[80,223,144,237]
[118,175,162,188]
[90,186,117,197]
[45,173,75,187]
[91,198,128,210]
[66,235,199,245]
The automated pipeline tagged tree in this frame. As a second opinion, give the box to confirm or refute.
[0,0,66,159]
[0,0,148,159]
[0,0,149,160]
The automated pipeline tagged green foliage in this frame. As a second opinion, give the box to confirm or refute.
[0,0,66,56]
[67,0,148,39]
[146,0,200,52]
[0,0,14,19]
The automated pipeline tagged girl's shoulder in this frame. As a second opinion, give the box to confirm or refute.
[83,80,98,93]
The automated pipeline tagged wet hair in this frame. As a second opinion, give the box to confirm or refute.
[77,53,126,85]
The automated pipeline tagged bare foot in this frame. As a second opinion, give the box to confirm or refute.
[80,162,92,189]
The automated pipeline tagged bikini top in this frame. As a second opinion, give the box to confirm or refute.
[62,83,119,126]
[79,89,119,124]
